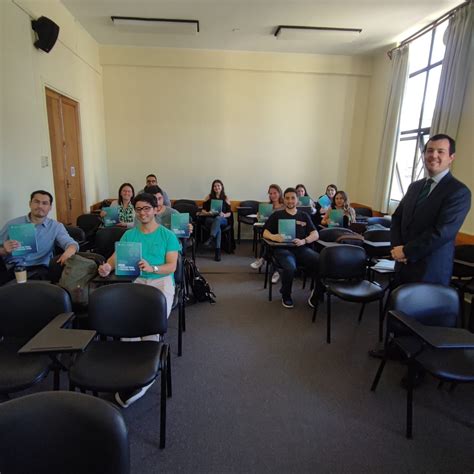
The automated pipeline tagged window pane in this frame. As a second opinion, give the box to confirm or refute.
[390,138,417,201]
[408,32,432,73]
[422,66,442,128]
[431,21,448,64]
[400,72,426,131]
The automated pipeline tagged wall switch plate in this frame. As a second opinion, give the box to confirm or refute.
[41,156,49,168]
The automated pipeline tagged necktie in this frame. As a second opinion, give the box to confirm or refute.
[416,178,434,207]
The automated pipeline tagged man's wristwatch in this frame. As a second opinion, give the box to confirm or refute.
[152,265,160,273]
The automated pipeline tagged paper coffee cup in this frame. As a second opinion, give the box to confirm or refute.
[14,266,27,284]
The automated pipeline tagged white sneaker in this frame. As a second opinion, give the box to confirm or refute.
[114,380,155,408]
[271,271,280,284]
[250,258,264,269]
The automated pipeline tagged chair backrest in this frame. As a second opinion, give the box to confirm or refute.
[238,200,259,216]
[388,283,459,327]
[94,227,128,259]
[353,207,373,218]
[452,245,474,278]
[0,282,72,337]
[363,228,391,242]
[89,283,168,337]
[0,391,130,474]
[76,213,102,236]
[319,245,367,280]
[367,216,391,228]
[318,227,357,242]
[174,253,184,286]
[173,199,196,207]
[172,202,199,221]
[65,225,86,243]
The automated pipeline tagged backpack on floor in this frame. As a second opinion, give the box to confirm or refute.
[183,258,216,305]
[59,253,104,305]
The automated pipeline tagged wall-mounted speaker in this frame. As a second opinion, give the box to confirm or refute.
[31,16,60,53]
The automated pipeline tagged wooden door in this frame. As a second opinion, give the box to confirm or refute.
[45,88,85,225]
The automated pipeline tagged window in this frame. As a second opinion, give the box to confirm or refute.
[388,21,449,204]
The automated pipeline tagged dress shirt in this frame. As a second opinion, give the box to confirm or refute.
[0,215,78,268]
[427,168,450,195]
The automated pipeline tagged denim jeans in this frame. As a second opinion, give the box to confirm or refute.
[273,246,320,298]
[204,216,228,249]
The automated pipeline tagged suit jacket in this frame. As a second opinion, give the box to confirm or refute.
[391,172,471,285]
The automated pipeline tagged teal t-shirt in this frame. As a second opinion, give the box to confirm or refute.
[120,225,180,280]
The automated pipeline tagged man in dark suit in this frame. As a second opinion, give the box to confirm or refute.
[390,134,471,286]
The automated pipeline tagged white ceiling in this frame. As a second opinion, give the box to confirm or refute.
[61,0,461,55]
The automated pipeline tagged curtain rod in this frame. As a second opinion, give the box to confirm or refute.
[387,0,471,59]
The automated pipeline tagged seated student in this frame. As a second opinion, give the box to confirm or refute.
[314,183,337,226]
[263,187,320,309]
[295,184,317,214]
[0,190,78,282]
[321,190,356,227]
[144,185,193,235]
[100,182,135,228]
[200,179,232,262]
[250,184,285,283]
[137,174,171,206]
[97,192,180,408]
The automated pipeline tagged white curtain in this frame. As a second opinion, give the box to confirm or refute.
[374,45,409,213]
[431,2,473,137]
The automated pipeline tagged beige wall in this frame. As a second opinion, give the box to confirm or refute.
[101,46,372,203]
[0,0,108,224]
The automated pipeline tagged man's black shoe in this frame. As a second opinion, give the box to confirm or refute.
[281,297,294,309]
[368,346,404,361]
[214,248,221,262]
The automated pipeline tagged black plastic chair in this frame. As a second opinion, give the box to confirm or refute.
[237,200,259,243]
[314,245,385,343]
[363,228,392,261]
[372,309,474,439]
[198,212,236,254]
[0,391,130,474]
[94,226,128,260]
[173,199,197,208]
[0,282,72,396]
[68,283,171,449]
[353,207,373,218]
[172,202,198,260]
[451,245,474,331]
[171,253,186,356]
[76,213,102,245]
[367,216,391,228]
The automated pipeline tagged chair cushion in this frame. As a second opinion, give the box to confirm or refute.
[417,348,474,383]
[0,342,50,393]
[327,280,384,302]
[69,340,163,392]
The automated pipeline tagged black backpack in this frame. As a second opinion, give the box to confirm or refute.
[184,258,216,304]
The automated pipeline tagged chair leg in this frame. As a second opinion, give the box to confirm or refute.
[302,273,307,289]
[370,358,387,391]
[326,294,331,343]
[53,367,60,390]
[237,221,241,244]
[268,263,273,302]
[178,303,183,357]
[406,364,415,439]
[312,303,318,323]
[166,349,172,398]
[264,259,269,289]
[358,303,366,323]
[69,382,76,391]
[182,299,186,333]
[378,297,384,342]
[160,369,167,449]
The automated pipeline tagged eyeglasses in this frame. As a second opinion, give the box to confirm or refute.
[135,206,153,213]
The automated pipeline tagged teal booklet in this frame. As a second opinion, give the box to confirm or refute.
[9,223,38,256]
[103,206,120,227]
[328,209,344,227]
[298,196,311,206]
[278,219,296,242]
[318,195,332,208]
[258,203,273,222]
[210,199,223,214]
[171,213,190,238]
[115,242,142,277]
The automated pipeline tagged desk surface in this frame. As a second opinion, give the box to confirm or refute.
[19,313,96,354]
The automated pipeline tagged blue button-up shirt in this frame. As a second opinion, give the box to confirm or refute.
[0,215,79,268]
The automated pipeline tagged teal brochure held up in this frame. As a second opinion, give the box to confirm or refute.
[103,206,120,227]
[298,196,311,206]
[258,203,273,222]
[171,213,190,238]
[278,219,296,242]
[328,209,344,227]
[115,242,142,277]
[9,223,38,256]
[210,200,223,214]
[318,195,332,208]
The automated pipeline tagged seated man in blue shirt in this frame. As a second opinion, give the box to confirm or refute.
[0,190,78,282]
[263,187,321,309]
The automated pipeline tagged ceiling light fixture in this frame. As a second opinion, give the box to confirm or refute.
[111,16,199,35]
[274,25,362,41]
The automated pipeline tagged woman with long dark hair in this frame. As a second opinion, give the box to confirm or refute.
[101,182,135,227]
[201,179,232,261]
[321,190,356,227]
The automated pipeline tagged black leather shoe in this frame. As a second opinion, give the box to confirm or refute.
[214,249,221,261]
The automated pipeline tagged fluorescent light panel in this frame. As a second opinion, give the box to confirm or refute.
[111,16,199,35]
[275,25,362,41]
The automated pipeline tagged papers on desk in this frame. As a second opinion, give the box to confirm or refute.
[372,259,395,271]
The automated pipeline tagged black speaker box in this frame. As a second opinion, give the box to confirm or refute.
[31,16,60,53]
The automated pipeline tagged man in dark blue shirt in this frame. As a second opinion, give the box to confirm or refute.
[263,187,320,308]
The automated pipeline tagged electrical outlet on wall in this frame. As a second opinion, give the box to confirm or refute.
[41,156,49,168]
